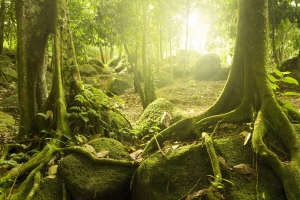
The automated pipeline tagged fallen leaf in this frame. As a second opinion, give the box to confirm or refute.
[218,156,228,169]
[130,149,143,160]
[47,165,58,179]
[84,144,96,154]
[94,150,109,158]
[233,163,255,174]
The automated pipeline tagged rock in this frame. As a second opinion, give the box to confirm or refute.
[2,68,17,81]
[132,134,286,199]
[279,57,297,71]
[106,74,134,95]
[211,68,230,81]
[32,177,63,200]
[193,53,221,80]
[87,58,104,68]
[79,64,98,76]
[0,94,19,109]
[153,72,174,88]
[136,98,183,139]
[58,138,132,200]
[0,111,15,132]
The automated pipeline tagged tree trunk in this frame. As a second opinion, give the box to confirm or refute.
[142,0,156,108]
[183,0,190,79]
[0,0,5,54]
[16,0,54,139]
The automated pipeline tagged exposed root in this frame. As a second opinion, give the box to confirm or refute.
[202,132,222,200]
[0,141,139,199]
[143,101,252,155]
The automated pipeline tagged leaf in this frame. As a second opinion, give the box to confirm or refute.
[282,71,291,75]
[270,83,279,91]
[218,156,228,169]
[83,144,96,154]
[282,77,299,85]
[47,165,58,179]
[239,131,251,145]
[283,91,300,96]
[273,69,283,78]
[95,150,109,158]
[282,101,298,112]
[79,113,89,122]
[232,164,255,174]
[70,106,81,111]
[46,110,53,121]
[267,74,278,83]
[37,112,49,119]
[130,149,143,160]
[0,160,20,167]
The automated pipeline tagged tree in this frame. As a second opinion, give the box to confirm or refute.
[143,0,300,199]
[0,0,135,198]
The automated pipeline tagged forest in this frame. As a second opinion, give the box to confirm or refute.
[0,0,300,199]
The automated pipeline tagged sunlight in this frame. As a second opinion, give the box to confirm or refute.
[181,11,210,55]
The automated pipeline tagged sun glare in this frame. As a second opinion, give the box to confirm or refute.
[181,11,209,55]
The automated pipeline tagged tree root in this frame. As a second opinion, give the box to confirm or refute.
[0,141,139,199]
[202,132,222,200]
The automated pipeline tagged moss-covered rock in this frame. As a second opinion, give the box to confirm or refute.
[0,111,15,131]
[79,64,98,76]
[58,138,133,200]
[106,74,133,95]
[132,134,286,199]
[32,176,63,200]
[136,98,183,139]
[211,68,230,81]
[2,68,17,81]
[0,94,19,109]
[153,72,174,88]
[193,53,221,80]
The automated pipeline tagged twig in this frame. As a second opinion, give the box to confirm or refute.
[153,134,165,156]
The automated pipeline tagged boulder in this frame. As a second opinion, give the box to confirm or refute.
[32,177,63,200]
[0,111,15,132]
[136,98,183,139]
[153,72,174,88]
[58,138,132,200]
[106,74,133,95]
[211,68,230,81]
[132,134,286,199]
[79,64,98,76]
[193,53,221,80]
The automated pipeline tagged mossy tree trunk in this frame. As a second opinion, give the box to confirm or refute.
[0,0,5,54]
[142,0,156,108]
[143,0,300,199]
[16,0,54,139]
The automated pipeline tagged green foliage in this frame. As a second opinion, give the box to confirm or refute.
[268,69,300,112]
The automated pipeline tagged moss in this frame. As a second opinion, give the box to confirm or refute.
[58,139,133,200]
[106,74,134,95]
[32,176,62,200]
[88,138,130,160]
[0,111,15,131]
[133,134,286,200]
[136,98,183,138]
[78,64,97,76]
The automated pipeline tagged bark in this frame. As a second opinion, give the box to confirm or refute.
[16,0,54,139]
[0,0,5,54]
[142,0,156,108]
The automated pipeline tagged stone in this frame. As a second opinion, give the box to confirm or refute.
[193,53,221,80]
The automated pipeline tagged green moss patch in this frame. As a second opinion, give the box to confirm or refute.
[58,138,133,199]
[133,134,286,199]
